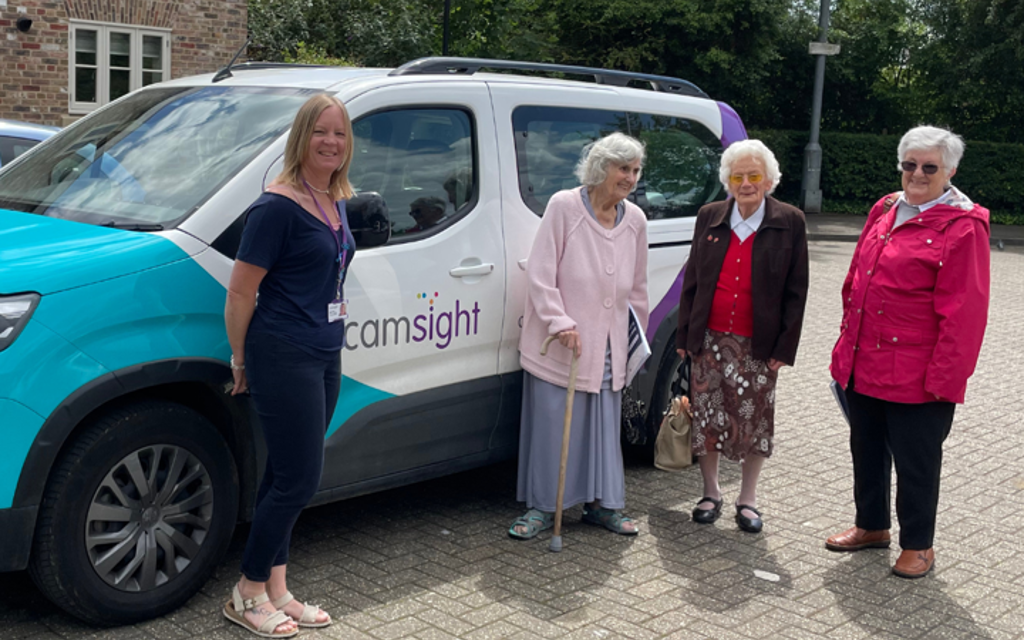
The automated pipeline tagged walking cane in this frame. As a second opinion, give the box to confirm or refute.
[540,335,579,552]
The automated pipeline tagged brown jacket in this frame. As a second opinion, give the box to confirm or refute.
[676,196,809,364]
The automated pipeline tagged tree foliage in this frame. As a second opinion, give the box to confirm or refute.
[247,0,1024,143]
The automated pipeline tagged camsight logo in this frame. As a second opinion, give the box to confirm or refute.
[344,291,482,351]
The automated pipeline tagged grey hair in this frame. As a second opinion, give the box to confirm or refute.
[718,139,782,194]
[897,125,965,173]
[574,132,646,187]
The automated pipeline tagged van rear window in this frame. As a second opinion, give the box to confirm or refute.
[513,106,724,219]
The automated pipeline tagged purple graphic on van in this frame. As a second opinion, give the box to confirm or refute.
[718,102,748,149]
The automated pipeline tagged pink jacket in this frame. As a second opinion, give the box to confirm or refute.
[519,187,649,393]
[831,188,990,404]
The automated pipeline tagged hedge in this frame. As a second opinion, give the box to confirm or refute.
[748,129,1024,225]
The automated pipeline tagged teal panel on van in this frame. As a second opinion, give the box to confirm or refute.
[0,210,188,296]
[0,400,45,508]
[0,318,110,425]
[328,377,394,439]
[30,253,230,376]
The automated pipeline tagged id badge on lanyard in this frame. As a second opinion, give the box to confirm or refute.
[303,180,350,324]
[328,299,348,323]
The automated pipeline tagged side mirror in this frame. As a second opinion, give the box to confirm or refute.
[348,191,390,247]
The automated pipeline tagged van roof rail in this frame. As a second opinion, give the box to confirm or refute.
[390,57,709,99]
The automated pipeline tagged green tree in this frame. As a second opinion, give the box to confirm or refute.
[822,0,926,133]
[915,0,1024,143]
[248,0,311,61]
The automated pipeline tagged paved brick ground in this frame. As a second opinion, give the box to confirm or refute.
[2,241,1023,640]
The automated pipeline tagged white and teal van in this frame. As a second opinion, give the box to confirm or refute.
[0,57,747,623]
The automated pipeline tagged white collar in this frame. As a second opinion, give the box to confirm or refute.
[730,198,766,231]
[897,188,952,213]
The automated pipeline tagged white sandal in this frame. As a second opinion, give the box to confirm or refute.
[273,590,332,628]
[223,585,298,638]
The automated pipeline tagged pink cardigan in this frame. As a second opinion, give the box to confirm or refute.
[519,187,649,393]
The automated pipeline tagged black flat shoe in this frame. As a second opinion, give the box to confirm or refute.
[692,496,723,524]
[735,504,763,533]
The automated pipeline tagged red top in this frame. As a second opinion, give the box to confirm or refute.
[707,231,755,337]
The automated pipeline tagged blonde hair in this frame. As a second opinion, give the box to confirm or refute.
[277,94,355,201]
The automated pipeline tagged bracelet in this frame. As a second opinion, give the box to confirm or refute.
[230,355,245,371]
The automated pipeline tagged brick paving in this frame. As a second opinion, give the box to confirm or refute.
[2,240,1023,639]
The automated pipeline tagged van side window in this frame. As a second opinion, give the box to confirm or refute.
[350,108,475,242]
[630,113,724,219]
[513,106,725,219]
[512,106,625,215]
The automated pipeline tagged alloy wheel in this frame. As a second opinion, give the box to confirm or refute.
[85,444,214,592]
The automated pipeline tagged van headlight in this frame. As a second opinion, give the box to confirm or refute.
[0,293,40,353]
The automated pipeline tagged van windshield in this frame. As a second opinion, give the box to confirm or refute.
[0,85,316,228]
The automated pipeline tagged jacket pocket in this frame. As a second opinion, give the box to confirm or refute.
[877,325,923,347]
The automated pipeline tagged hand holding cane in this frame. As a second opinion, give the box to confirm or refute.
[540,334,579,552]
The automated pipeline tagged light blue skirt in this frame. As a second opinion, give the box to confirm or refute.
[516,345,625,512]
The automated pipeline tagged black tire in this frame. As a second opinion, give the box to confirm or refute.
[647,343,690,439]
[29,401,239,625]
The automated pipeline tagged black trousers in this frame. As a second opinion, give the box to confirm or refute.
[241,331,341,582]
[846,385,955,550]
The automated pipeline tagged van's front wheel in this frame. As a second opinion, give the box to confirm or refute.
[29,401,238,625]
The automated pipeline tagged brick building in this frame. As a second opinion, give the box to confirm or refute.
[0,0,247,126]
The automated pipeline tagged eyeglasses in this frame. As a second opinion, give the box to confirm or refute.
[900,161,940,175]
[729,173,763,185]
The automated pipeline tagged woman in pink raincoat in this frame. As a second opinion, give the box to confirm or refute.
[827,125,990,579]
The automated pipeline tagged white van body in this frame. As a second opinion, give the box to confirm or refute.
[0,58,746,623]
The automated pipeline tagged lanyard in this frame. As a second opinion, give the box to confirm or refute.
[303,179,350,299]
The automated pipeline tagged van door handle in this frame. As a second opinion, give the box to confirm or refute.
[449,263,494,277]
[517,259,528,271]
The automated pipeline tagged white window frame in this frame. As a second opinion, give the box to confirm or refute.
[69,20,171,115]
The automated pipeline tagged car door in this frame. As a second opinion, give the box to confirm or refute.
[318,82,507,490]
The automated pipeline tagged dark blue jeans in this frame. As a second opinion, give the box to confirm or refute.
[847,385,955,550]
[240,331,340,581]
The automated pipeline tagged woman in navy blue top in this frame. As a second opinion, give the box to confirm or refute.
[223,94,356,638]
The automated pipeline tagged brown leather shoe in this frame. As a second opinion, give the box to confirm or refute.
[825,526,891,551]
[892,548,934,579]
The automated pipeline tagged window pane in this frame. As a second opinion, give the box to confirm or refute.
[511,106,626,215]
[142,71,162,86]
[350,109,475,241]
[75,29,97,65]
[110,32,131,68]
[142,35,162,70]
[632,114,724,219]
[110,69,130,100]
[75,67,97,102]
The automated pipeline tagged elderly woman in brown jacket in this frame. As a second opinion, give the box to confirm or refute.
[676,139,809,533]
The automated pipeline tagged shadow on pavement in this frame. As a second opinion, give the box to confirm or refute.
[822,554,993,638]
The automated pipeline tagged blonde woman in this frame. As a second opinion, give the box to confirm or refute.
[223,94,356,637]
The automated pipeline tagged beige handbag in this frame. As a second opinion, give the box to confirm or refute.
[654,396,693,471]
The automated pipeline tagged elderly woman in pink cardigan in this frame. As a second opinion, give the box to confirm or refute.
[509,132,649,540]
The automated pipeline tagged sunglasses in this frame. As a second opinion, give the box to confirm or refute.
[729,173,763,185]
[900,161,940,175]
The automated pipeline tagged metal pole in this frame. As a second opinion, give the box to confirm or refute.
[443,0,451,56]
[800,0,832,214]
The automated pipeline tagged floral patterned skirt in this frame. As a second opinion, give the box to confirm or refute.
[691,329,778,461]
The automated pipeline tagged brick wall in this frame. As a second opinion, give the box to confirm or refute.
[0,0,247,126]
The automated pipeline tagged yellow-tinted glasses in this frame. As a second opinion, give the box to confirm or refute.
[729,173,764,185]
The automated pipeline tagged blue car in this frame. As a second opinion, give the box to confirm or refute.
[0,119,59,168]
